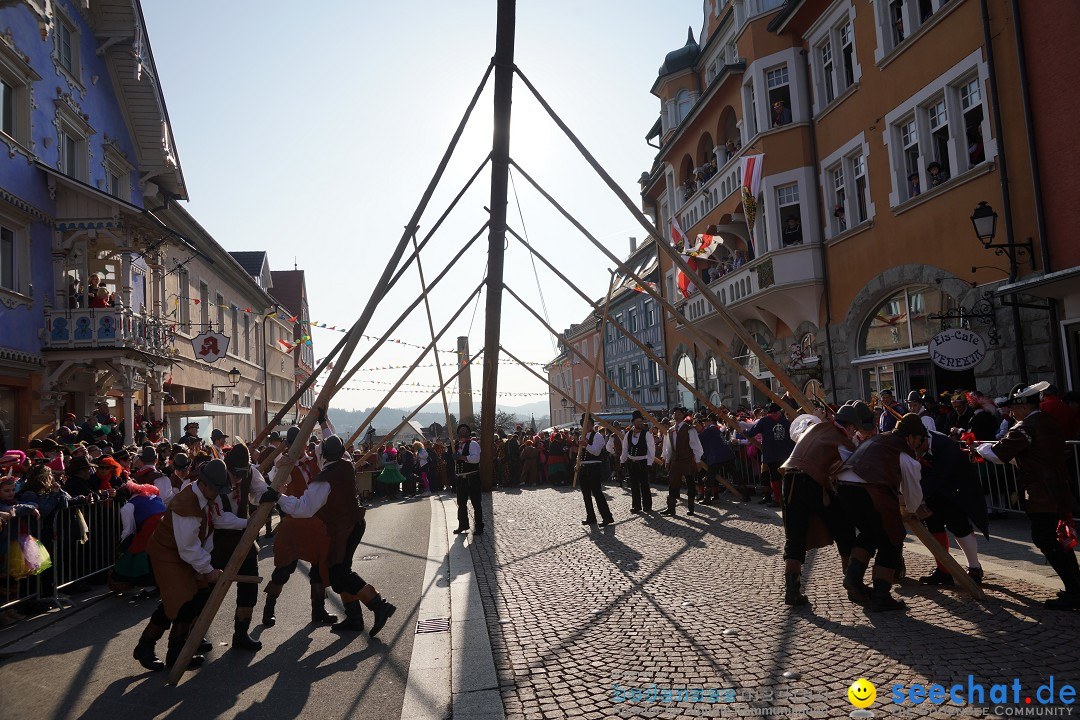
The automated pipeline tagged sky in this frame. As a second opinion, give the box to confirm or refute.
[141,0,703,412]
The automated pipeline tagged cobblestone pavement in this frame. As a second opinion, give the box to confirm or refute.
[468,484,1080,719]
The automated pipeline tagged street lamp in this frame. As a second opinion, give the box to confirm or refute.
[211,367,242,395]
[971,201,1034,273]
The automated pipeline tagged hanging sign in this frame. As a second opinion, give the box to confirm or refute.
[929,328,987,370]
[192,331,230,363]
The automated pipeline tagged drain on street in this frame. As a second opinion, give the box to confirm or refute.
[361,555,379,561]
[415,617,451,634]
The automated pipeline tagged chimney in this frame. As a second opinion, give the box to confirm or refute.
[629,236,638,254]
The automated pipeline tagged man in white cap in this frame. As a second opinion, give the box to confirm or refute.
[977,382,1080,609]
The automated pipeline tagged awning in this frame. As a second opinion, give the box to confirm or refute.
[646,117,662,142]
[164,403,253,417]
[995,267,1080,299]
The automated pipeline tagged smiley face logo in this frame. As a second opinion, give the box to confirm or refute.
[848,678,876,708]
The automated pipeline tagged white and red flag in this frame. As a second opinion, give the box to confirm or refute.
[739,154,765,256]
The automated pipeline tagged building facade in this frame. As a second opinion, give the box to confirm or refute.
[269,269,316,418]
[601,238,667,420]
[640,0,1054,409]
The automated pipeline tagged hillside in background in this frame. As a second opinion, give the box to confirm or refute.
[328,400,549,437]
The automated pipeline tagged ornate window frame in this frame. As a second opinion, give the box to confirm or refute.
[0,203,33,309]
[53,92,94,181]
[101,138,133,201]
[51,1,84,95]
[0,29,41,160]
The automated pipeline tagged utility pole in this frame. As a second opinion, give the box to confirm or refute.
[479,0,516,492]
[457,335,474,424]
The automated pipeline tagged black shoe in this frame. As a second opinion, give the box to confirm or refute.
[1045,592,1080,610]
[783,572,809,606]
[919,569,955,586]
[581,518,597,525]
[870,580,907,612]
[133,642,165,672]
[688,506,696,516]
[333,601,365,632]
[165,649,205,670]
[262,597,277,627]
[757,495,770,505]
[600,518,614,527]
[660,508,676,516]
[701,498,713,506]
[198,638,213,653]
[472,526,485,536]
[629,508,641,514]
[370,600,396,637]
[967,567,984,585]
[452,527,469,535]
[232,619,262,652]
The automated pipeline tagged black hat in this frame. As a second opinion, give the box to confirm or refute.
[457,423,471,435]
[767,403,782,414]
[1003,381,1049,407]
[29,438,43,449]
[880,388,895,397]
[137,446,157,465]
[179,435,201,447]
[631,410,643,421]
[184,421,199,431]
[906,391,924,403]
[895,413,929,438]
[210,429,227,441]
[268,431,282,443]
[322,435,346,462]
[672,406,689,415]
[198,459,231,494]
[40,438,59,452]
[113,449,131,463]
[67,455,95,475]
[172,452,190,470]
[286,425,301,446]
[225,443,251,475]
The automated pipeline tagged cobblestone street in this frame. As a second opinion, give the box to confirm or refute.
[467,485,1080,719]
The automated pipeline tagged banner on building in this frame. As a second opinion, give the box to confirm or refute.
[739,154,765,257]
[192,331,230,363]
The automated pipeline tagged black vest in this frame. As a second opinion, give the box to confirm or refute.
[627,431,649,457]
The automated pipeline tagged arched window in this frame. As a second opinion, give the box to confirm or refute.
[708,356,720,395]
[676,90,693,124]
[675,353,696,409]
[860,285,951,356]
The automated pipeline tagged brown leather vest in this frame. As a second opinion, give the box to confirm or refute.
[842,432,912,491]
[153,485,210,554]
[314,459,364,540]
[670,423,693,462]
[781,421,855,490]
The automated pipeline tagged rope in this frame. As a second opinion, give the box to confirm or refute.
[509,166,557,354]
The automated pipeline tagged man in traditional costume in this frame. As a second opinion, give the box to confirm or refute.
[620,410,655,514]
[276,435,397,635]
[453,424,484,535]
[660,406,704,516]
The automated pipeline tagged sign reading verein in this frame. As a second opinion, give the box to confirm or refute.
[929,328,988,370]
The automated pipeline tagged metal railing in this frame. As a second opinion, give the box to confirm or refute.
[976,440,1080,516]
[1,497,122,615]
[44,307,173,356]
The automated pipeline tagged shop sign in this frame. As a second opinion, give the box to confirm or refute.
[929,328,988,370]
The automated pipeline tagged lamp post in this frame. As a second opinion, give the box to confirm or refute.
[210,366,242,397]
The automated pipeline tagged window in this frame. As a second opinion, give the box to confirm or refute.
[0,214,29,304]
[0,34,40,154]
[583,376,590,404]
[766,65,791,127]
[900,117,920,200]
[823,139,873,237]
[744,80,759,137]
[199,282,209,327]
[852,153,869,223]
[617,366,626,391]
[216,293,225,332]
[631,364,641,388]
[0,225,15,291]
[595,376,602,403]
[820,40,835,104]
[676,90,693,125]
[645,301,656,327]
[840,22,855,88]
[52,9,82,88]
[960,78,985,168]
[575,379,582,403]
[860,285,952,356]
[102,143,133,201]
[243,315,251,360]
[776,184,802,246]
[648,360,659,385]
[830,166,846,235]
[178,269,190,332]
[927,97,950,181]
[593,335,599,359]
[54,98,93,182]
[876,0,957,59]
[675,353,696,409]
[627,308,637,333]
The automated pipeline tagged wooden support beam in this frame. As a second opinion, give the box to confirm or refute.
[505,165,798,421]
[499,345,619,433]
[904,516,986,601]
[412,230,455,442]
[510,70,817,416]
[344,283,484,447]
[572,271,618,488]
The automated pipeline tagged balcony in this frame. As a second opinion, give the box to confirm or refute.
[45,307,175,358]
[678,154,743,233]
[673,243,824,343]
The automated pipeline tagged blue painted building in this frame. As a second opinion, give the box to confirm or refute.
[0,0,185,449]
[600,238,667,420]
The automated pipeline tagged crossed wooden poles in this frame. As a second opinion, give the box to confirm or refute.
[170,39,984,684]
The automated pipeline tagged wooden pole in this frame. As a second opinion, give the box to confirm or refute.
[504,284,663,430]
[479,0,517,493]
[903,515,986,600]
[505,166,798,420]
[507,75,817,415]
[168,63,497,684]
[343,284,484,447]
[352,350,484,467]
[411,229,455,443]
[571,271,618,489]
[328,227,486,396]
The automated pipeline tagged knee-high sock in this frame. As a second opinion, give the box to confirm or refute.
[932,531,950,572]
[955,532,981,569]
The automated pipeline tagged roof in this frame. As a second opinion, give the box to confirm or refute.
[658,27,700,77]
[646,117,662,142]
[269,270,306,316]
[767,0,805,32]
[229,251,268,278]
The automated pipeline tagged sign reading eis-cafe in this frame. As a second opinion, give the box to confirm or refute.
[930,328,988,370]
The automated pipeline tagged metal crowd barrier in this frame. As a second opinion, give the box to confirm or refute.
[50,497,122,597]
[977,440,1080,516]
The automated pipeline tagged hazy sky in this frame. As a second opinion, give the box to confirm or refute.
[142,0,701,412]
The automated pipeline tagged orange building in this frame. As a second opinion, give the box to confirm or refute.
[640,0,1058,406]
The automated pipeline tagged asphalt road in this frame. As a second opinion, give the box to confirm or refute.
[0,496,431,720]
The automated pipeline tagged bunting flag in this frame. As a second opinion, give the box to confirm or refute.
[671,218,698,299]
[739,154,765,257]
[629,280,658,294]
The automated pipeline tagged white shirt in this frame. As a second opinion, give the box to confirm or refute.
[227,464,268,512]
[457,439,480,464]
[621,428,655,465]
[154,475,178,506]
[120,502,136,542]
[171,482,247,576]
[580,431,607,464]
[276,477,332,519]
[661,421,703,464]
[837,453,924,511]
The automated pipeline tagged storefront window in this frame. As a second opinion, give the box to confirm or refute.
[675,354,696,409]
[860,285,950,356]
[0,387,14,452]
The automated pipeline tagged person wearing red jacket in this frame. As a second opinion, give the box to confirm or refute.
[1040,385,1080,441]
